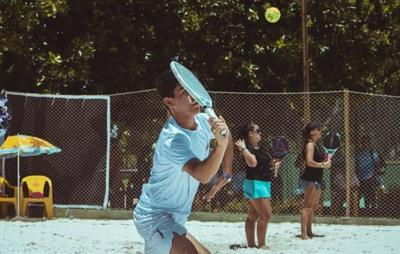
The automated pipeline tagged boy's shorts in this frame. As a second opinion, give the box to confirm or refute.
[134,212,187,254]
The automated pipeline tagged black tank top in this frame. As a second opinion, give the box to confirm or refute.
[300,142,326,183]
[244,144,272,181]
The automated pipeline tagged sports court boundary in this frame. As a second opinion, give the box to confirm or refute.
[51,208,400,226]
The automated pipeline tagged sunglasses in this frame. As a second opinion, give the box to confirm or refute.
[253,128,261,134]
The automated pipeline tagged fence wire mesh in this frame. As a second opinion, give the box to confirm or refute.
[3,93,109,207]
[2,90,399,218]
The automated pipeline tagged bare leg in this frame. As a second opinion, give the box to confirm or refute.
[306,209,314,236]
[301,183,316,240]
[170,232,211,254]
[250,198,272,248]
[170,232,200,254]
[186,233,211,254]
[245,202,258,248]
[307,189,321,236]
[301,208,311,240]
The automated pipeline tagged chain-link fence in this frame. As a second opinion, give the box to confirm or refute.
[2,90,399,218]
[2,92,110,208]
[193,91,400,219]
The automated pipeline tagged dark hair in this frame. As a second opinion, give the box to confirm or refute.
[302,121,322,157]
[302,121,321,141]
[238,121,257,140]
[155,69,179,99]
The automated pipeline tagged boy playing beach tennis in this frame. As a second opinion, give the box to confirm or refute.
[134,66,233,254]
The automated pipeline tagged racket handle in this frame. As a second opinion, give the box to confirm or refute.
[204,108,227,136]
[328,149,338,160]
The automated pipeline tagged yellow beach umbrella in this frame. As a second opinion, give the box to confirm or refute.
[0,135,61,217]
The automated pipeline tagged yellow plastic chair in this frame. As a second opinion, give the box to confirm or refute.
[0,176,19,217]
[21,175,54,218]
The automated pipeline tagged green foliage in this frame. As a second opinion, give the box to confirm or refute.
[309,0,400,94]
[0,0,399,95]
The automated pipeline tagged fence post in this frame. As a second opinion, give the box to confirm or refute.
[343,89,351,217]
[103,96,112,208]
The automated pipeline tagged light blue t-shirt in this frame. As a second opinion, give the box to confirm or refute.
[134,113,213,223]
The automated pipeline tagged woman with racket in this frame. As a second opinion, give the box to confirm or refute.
[133,64,233,254]
[299,121,332,240]
[235,122,283,250]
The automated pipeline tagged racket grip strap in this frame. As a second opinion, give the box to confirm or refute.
[204,108,227,136]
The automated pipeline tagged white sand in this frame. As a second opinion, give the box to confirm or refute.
[1,218,399,254]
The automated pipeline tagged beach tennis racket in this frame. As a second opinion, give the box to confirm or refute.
[269,136,288,177]
[270,136,289,159]
[170,61,226,135]
[322,131,341,159]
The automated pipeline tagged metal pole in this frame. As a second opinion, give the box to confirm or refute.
[343,90,351,217]
[17,151,20,217]
[302,0,310,123]
[102,96,111,208]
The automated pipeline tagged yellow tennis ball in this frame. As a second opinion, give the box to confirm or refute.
[265,7,281,23]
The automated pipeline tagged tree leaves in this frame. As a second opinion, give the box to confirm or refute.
[0,0,399,95]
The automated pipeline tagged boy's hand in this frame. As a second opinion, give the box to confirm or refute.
[209,116,229,148]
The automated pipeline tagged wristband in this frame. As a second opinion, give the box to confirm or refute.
[223,172,233,182]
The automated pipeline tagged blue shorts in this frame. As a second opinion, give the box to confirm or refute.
[134,212,187,254]
[243,179,271,199]
[300,179,322,191]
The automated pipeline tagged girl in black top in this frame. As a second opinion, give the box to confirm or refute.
[300,121,332,240]
[235,122,282,249]
[244,144,272,181]
[300,143,326,183]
